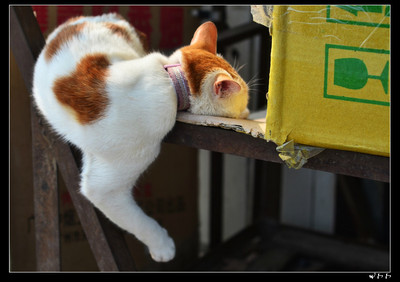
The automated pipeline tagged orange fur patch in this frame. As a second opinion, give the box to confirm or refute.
[104,22,132,43]
[45,23,86,62]
[181,46,238,96]
[134,27,149,52]
[53,53,110,124]
[103,23,149,52]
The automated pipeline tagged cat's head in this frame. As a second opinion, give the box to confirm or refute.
[172,22,249,119]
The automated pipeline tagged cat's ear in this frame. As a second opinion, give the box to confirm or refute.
[214,74,241,98]
[190,21,217,54]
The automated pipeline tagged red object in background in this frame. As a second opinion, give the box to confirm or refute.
[159,7,184,49]
[57,6,83,25]
[56,6,84,25]
[31,6,184,50]
[92,6,120,16]
[32,5,49,34]
[61,191,73,206]
[133,183,153,198]
[127,6,152,43]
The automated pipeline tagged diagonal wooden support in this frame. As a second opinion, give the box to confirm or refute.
[10,5,61,271]
[10,5,136,271]
[31,106,61,270]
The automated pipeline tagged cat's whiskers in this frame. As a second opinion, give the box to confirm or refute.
[247,74,263,92]
[232,58,246,74]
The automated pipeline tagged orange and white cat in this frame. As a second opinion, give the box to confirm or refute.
[33,13,249,262]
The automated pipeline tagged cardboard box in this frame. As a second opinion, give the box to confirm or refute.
[265,5,390,156]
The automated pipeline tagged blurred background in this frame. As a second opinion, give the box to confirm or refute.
[10,5,389,271]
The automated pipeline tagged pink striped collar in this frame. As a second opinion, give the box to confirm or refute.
[164,64,191,111]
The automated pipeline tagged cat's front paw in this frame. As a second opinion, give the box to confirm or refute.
[149,229,176,262]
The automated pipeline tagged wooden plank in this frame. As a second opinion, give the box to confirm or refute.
[164,122,281,163]
[31,107,60,271]
[164,122,389,182]
[305,148,389,183]
[95,210,137,271]
[10,6,45,90]
[11,5,60,271]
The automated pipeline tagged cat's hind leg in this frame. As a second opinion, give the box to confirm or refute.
[79,152,175,262]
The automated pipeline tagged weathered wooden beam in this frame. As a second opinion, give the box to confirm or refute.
[164,122,389,182]
[164,122,281,163]
[10,6,45,90]
[31,106,61,271]
[11,5,61,271]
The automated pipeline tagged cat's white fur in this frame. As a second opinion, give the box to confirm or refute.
[33,13,248,262]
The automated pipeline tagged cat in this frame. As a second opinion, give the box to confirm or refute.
[33,13,249,262]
